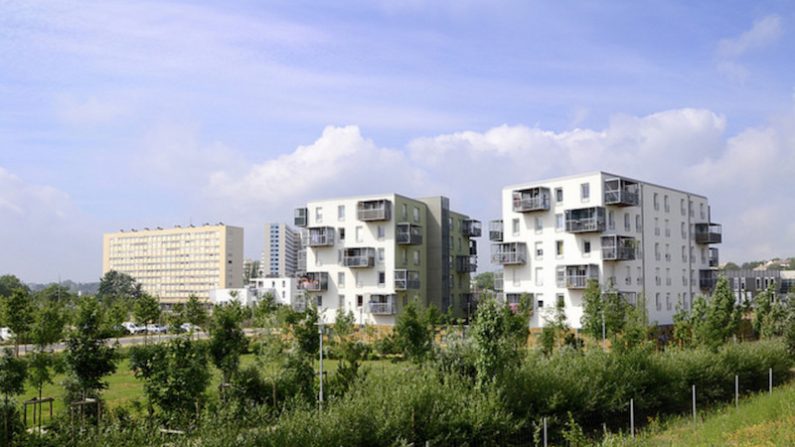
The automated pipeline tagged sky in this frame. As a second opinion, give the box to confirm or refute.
[1,0,794,283]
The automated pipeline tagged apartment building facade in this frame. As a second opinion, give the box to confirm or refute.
[724,269,795,303]
[261,223,300,277]
[491,172,721,328]
[294,194,480,325]
[102,224,244,304]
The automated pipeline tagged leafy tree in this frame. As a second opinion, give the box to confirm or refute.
[97,270,141,302]
[105,300,129,339]
[129,337,210,424]
[327,309,366,398]
[752,284,774,336]
[722,262,740,271]
[63,298,117,402]
[394,299,434,363]
[33,284,76,303]
[0,275,28,299]
[291,304,319,356]
[184,294,209,333]
[134,293,161,342]
[0,348,26,445]
[474,272,495,290]
[690,295,709,346]
[168,303,186,334]
[539,295,569,355]
[28,303,65,414]
[579,279,603,341]
[471,297,521,390]
[703,276,740,349]
[616,295,650,351]
[4,289,33,356]
[785,295,795,357]
[672,304,692,347]
[209,303,248,389]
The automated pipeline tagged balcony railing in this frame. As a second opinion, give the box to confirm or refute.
[307,226,335,247]
[343,247,375,268]
[695,223,722,244]
[601,235,636,261]
[455,255,477,273]
[565,207,606,233]
[559,265,599,289]
[491,242,527,265]
[512,187,551,212]
[396,223,423,245]
[489,220,503,242]
[699,269,718,291]
[394,269,420,290]
[294,207,308,227]
[469,240,477,256]
[368,295,395,315]
[299,272,328,291]
[357,199,391,221]
[462,219,482,237]
[603,178,640,207]
[708,247,719,268]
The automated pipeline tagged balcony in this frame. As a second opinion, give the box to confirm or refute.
[559,264,599,289]
[512,187,551,212]
[455,255,478,273]
[294,207,308,227]
[469,240,477,256]
[357,199,391,221]
[307,226,335,247]
[601,235,636,261]
[300,272,328,291]
[708,247,719,268]
[394,269,420,290]
[368,295,395,315]
[603,178,640,207]
[396,223,423,245]
[695,223,722,244]
[699,269,718,291]
[462,219,482,237]
[565,207,606,233]
[343,247,375,268]
[494,271,504,291]
[489,220,503,242]
[491,242,527,265]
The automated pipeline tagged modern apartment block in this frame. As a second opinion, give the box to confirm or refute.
[490,172,721,328]
[102,224,244,304]
[294,194,480,325]
[724,269,795,303]
[261,223,300,277]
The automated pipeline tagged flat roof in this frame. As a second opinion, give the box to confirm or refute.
[504,171,708,199]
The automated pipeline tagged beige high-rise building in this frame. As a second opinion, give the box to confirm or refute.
[102,224,244,303]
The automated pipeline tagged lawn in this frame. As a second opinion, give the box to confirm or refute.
[20,351,397,427]
[628,381,795,446]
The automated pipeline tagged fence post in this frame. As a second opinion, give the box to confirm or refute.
[735,374,739,408]
[630,398,635,438]
[543,417,548,447]
[769,368,773,395]
[692,385,696,424]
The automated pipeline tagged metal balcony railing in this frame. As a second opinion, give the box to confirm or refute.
[396,223,423,245]
[394,270,420,290]
[489,220,503,242]
[603,178,640,207]
[368,296,395,315]
[462,219,482,237]
[343,248,375,268]
[300,272,328,291]
[512,187,551,212]
[601,235,636,261]
[307,227,335,247]
[565,207,606,233]
[695,223,722,244]
[455,255,477,273]
[491,243,527,265]
[294,207,308,227]
[357,200,391,221]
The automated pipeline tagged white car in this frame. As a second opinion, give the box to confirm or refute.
[145,324,168,334]
[121,322,146,335]
[0,327,15,341]
[180,323,202,333]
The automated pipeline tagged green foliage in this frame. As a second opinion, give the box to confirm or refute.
[702,277,740,349]
[474,271,495,290]
[580,279,603,340]
[129,337,210,424]
[291,304,319,356]
[0,348,26,446]
[471,297,522,390]
[64,297,117,397]
[31,301,65,348]
[184,294,209,330]
[133,293,161,329]
[4,288,33,355]
[0,275,28,299]
[393,299,434,363]
[33,284,76,303]
[97,270,141,302]
[209,302,248,385]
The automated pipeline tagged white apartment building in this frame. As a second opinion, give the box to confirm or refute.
[261,223,300,277]
[295,194,480,325]
[211,276,301,307]
[491,172,721,328]
[103,224,244,304]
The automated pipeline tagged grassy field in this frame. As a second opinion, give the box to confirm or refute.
[20,350,397,426]
[626,381,795,446]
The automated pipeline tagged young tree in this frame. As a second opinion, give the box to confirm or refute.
[703,276,739,349]
[474,272,495,290]
[579,279,603,341]
[97,270,141,303]
[291,304,319,356]
[63,298,117,405]
[27,301,65,427]
[752,284,774,337]
[0,348,26,445]
[394,299,433,363]
[4,289,33,356]
[134,293,161,342]
[184,294,209,334]
[471,297,516,390]
[672,304,692,347]
[209,303,248,389]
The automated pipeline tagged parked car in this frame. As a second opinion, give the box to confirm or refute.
[145,324,168,334]
[0,327,15,341]
[180,323,202,333]
[121,322,146,335]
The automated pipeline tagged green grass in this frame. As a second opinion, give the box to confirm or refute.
[19,352,397,427]
[623,381,795,446]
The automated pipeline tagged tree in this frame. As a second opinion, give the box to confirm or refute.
[722,262,740,271]
[291,304,319,356]
[184,294,209,333]
[97,270,141,302]
[474,272,495,291]
[580,279,603,341]
[209,303,248,389]
[471,296,520,390]
[33,284,76,304]
[0,348,26,445]
[703,276,740,349]
[27,301,65,429]
[0,275,28,299]
[753,284,774,337]
[4,289,33,356]
[672,304,692,347]
[394,299,433,363]
[134,293,161,342]
[63,298,117,403]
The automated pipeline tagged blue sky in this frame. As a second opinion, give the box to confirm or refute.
[1,0,794,282]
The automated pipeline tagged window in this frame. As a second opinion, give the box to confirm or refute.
[555,187,563,202]
[535,267,544,286]
[583,240,591,255]
[625,266,631,285]
[655,267,661,286]
[635,215,642,233]
[377,225,385,240]
[700,203,705,219]
[355,226,363,243]
[666,268,671,285]
[315,207,323,223]
[512,218,520,236]
[413,250,420,265]
[338,227,345,240]
[680,198,686,216]
[653,193,659,211]
[337,205,345,221]
[654,217,660,236]
[580,183,590,200]
[654,243,660,261]
[537,295,545,308]
[356,295,363,307]
[338,272,345,288]
[556,240,564,257]
[401,249,408,264]
[401,203,408,220]
[317,295,323,307]
[664,195,670,213]
[377,248,385,262]
[655,293,661,311]
[556,266,565,287]
[666,293,671,311]
[682,246,687,262]
[664,219,670,237]
[534,216,543,233]
[665,243,670,262]
[556,294,565,308]
[681,222,686,239]
[637,267,642,285]
[555,213,563,231]
[413,207,420,223]
[624,213,631,231]
[378,271,385,286]
[535,241,544,259]
[339,295,345,309]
